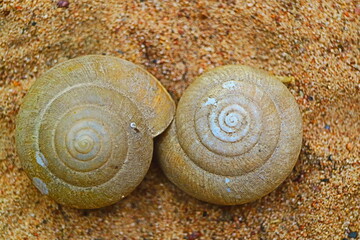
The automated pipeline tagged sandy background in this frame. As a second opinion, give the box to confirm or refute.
[0,0,359,239]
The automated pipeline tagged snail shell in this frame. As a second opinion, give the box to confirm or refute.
[156,65,302,205]
[15,55,175,209]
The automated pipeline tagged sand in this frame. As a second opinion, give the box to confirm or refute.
[0,0,359,239]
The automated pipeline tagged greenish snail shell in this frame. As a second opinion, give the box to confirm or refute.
[16,55,175,209]
[156,65,302,205]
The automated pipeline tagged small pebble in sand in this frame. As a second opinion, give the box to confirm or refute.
[187,231,202,240]
[346,142,354,151]
[348,231,358,238]
[355,7,360,15]
[57,0,70,8]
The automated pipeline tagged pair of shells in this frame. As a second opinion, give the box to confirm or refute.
[16,55,302,209]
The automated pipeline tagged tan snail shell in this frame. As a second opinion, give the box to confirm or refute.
[156,65,302,205]
[15,55,175,209]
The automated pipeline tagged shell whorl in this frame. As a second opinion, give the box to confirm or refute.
[16,55,175,208]
[177,77,282,176]
[157,65,302,205]
[37,84,145,188]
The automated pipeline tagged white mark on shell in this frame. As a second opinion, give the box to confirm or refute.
[258,172,267,181]
[130,122,140,133]
[226,188,231,193]
[32,177,49,195]
[222,81,237,90]
[36,151,48,168]
[130,122,137,129]
[225,178,230,183]
[203,97,217,106]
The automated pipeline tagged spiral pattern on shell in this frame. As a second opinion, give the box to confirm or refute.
[16,55,175,209]
[38,85,146,188]
[157,65,302,205]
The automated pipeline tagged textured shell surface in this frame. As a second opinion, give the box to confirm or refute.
[156,65,302,205]
[15,55,175,209]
